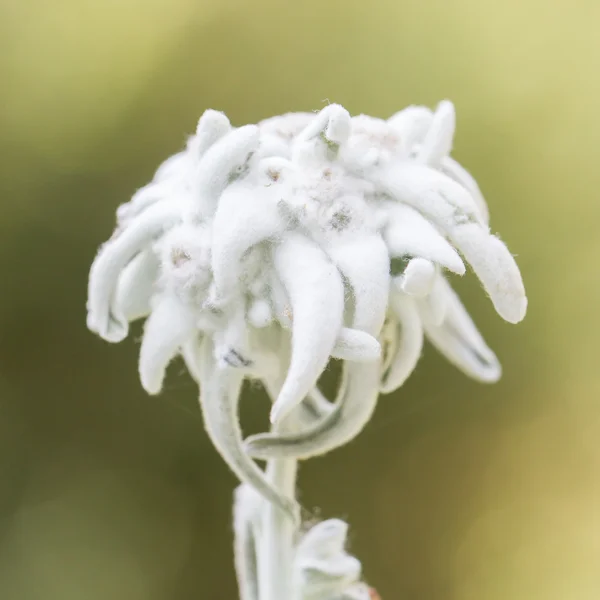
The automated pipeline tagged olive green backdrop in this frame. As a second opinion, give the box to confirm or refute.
[0,1,598,599]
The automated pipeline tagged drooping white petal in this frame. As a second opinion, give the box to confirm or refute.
[395,257,436,297]
[245,360,380,460]
[327,234,390,336]
[211,159,292,302]
[387,105,433,156]
[193,125,261,218]
[292,104,351,166]
[420,277,501,382]
[415,273,447,326]
[383,203,465,274]
[331,328,382,362]
[416,100,456,167]
[441,155,490,225]
[379,162,485,229]
[269,233,345,424]
[197,336,300,523]
[378,165,526,322]
[114,249,159,322]
[86,202,180,342]
[380,292,424,394]
[138,293,197,395]
[450,225,527,324]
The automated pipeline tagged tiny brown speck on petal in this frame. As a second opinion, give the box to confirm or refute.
[171,248,191,267]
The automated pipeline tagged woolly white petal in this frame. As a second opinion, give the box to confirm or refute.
[421,278,501,382]
[138,294,197,395]
[211,159,292,302]
[192,109,231,158]
[296,519,348,559]
[379,165,526,322]
[86,202,180,342]
[114,249,159,322]
[441,155,490,225]
[331,328,382,362]
[380,292,424,394]
[294,519,361,599]
[450,225,527,324]
[327,234,390,336]
[387,105,433,155]
[416,100,456,167]
[415,273,447,326]
[193,125,260,218]
[383,203,465,274]
[197,337,300,523]
[379,162,485,229]
[292,104,351,165]
[269,233,345,424]
[396,257,436,297]
[245,360,380,460]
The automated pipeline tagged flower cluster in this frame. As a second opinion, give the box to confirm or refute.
[86,101,526,523]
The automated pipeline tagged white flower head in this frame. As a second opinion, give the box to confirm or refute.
[86,102,526,516]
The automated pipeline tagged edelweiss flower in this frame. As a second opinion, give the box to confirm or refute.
[86,101,526,521]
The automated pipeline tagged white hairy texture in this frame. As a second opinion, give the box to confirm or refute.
[377,165,526,322]
[247,298,273,329]
[378,163,485,230]
[292,104,351,166]
[380,292,424,394]
[419,277,501,382]
[293,519,363,600]
[156,222,213,305]
[416,273,448,326]
[87,201,180,342]
[138,293,197,394]
[269,233,345,424]
[233,484,261,600]
[441,156,490,225]
[114,249,158,322]
[330,328,382,362]
[211,159,292,302]
[449,225,527,324]
[396,257,436,297]
[416,100,456,167]
[84,104,528,590]
[197,337,300,523]
[387,105,433,156]
[327,234,390,336]
[213,302,252,369]
[382,202,466,274]
[192,109,231,158]
[193,125,261,218]
[244,360,381,460]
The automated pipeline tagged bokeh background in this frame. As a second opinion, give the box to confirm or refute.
[1,0,599,598]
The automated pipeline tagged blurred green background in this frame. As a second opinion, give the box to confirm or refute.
[1,0,599,598]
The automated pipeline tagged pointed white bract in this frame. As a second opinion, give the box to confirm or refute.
[86,102,526,535]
